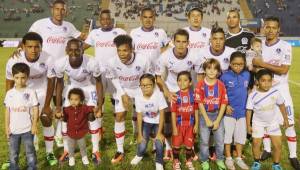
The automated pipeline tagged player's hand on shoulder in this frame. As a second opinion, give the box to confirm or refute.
[10,47,22,59]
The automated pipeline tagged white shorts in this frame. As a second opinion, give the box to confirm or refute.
[112,88,139,113]
[224,117,247,145]
[102,76,115,95]
[252,122,281,138]
[36,88,46,114]
[275,84,294,125]
[63,84,97,107]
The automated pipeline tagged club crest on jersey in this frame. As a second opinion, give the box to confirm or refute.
[47,26,52,31]
[187,61,193,66]
[136,66,141,71]
[63,26,67,32]
[23,93,30,101]
[154,32,159,37]
[208,89,214,96]
[116,67,122,71]
[113,31,117,35]
[202,33,207,37]
[241,37,248,45]
[276,48,281,54]
[183,96,189,103]
[39,63,46,68]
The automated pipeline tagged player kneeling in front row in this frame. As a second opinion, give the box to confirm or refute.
[246,69,289,170]
[130,74,167,170]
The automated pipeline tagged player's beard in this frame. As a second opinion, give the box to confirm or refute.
[69,56,83,68]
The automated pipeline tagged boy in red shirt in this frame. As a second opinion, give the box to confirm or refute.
[195,58,228,170]
[171,71,199,170]
[62,88,96,166]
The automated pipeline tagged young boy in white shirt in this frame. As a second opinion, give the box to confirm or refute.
[5,63,39,170]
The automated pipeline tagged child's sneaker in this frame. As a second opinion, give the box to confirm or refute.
[272,164,282,170]
[155,162,164,170]
[163,150,173,161]
[216,160,227,170]
[225,158,235,170]
[235,158,249,170]
[82,156,89,165]
[185,159,195,170]
[68,157,75,166]
[201,161,211,170]
[172,159,181,170]
[92,151,101,165]
[111,152,124,164]
[251,162,261,170]
[130,155,143,165]
[46,152,58,166]
[59,151,69,162]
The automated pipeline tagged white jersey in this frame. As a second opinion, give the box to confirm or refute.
[4,87,38,134]
[155,48,204,92]
[262,39,291,87]
[246,88,285,126]
[130,27,170,63]
[6,51,55,90]
[85,28,126,64]
[135,88,168,124]
[199,46,235,72]
[106,53,153,90]
[29,18,81,60]
[55,55,101,87]
[183,26,211,51]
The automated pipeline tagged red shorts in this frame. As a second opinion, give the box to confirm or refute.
[172,125,194,148]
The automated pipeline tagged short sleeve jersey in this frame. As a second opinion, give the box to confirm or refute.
[198,46,235,72]
[4,88,38,134]
[171,90,198,126]
[55,55,101,86]
[183,26,211,51]
[29,18,81,60]
[135,88,168,124]
[130,27,170,63]
[195,79,228,112]
[85,28,127,64]
[246,88,285,126]
[6,51,55,90]
[262,39,292,86]
[106,53,153,90]
[155,48,205,92]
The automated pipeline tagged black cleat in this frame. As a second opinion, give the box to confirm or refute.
[260,150,272,161]
[289,158,300,170]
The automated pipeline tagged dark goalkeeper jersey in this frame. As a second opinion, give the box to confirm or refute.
[225,28,255,53]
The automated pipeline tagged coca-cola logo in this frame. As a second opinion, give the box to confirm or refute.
[188,42,205,49]
[119,75,140,81]
[204,98,220,105]
[178,105,194,113]
[46,36,66,44]
[136,42,159,50]
[96,41,115,48]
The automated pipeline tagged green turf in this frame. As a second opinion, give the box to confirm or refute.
[0,47,299,170]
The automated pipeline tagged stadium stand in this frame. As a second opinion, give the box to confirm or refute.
[0,0,101,38]
[247,0,300,36]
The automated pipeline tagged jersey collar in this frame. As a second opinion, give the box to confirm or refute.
[172,48,188,60]
[228,27,243,37]
[141,26,154,32]
[101,27,113,32]
[209,46,225,56]
[189,26,202,32]
[265,38,280,47]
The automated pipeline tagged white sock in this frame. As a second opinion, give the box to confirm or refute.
[55,119,62,138]
[114,121,125,153]
[43,126,54,153]
[62,122,68,152]
[89,120,100,153]
[286,126,297,158]
[97,117,103,129]
[165,138,171,151]
[263,134,271,152]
